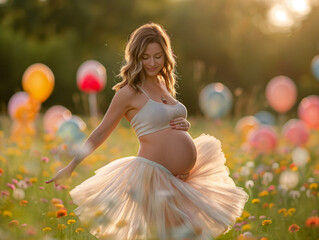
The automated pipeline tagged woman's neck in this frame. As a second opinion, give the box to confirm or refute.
[143,76,162,88]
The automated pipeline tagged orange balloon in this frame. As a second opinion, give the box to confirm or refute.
[13,97,41,122]
[235,116,260,141]
[22,63,54,102]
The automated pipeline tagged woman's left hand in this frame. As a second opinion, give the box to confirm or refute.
[170,118,191,131]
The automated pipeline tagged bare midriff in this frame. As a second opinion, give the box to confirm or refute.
[137,128,197,175]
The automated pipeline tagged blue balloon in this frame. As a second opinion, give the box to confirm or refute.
[254,111,276,125]
[312,55,319,81]
[199,83,233,119]
[57,120,85,143]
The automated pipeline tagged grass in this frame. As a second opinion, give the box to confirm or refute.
[0,115,318,240]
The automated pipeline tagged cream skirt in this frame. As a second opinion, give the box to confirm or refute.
[69,134,249,240]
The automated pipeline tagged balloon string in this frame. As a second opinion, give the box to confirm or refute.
[88,93,98,119]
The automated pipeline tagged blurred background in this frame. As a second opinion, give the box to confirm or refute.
[0,0,319,117]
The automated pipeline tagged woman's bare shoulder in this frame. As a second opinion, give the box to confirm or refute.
[113,85,140,104]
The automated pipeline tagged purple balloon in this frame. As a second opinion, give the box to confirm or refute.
[8,92,29,120]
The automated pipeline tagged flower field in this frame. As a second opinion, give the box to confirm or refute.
[0,115,318,240]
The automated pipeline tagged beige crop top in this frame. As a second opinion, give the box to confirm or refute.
[130,87,187,137]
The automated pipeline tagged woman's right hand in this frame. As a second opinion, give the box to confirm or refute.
[45,165,73,185]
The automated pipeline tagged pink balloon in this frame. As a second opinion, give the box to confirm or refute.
[43,105,72,134]
[298,95,319,129]
[247,126,278,154]
[8,92,29,119]
[265,76,297,113]
[282,119,309,146]
[77,60,106,93]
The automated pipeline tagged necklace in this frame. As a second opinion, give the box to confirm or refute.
[161,96,168,104]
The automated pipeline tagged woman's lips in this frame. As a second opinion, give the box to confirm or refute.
[146,67,157,71]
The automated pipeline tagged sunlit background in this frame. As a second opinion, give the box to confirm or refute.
[0,0,319,116]
[1,1,319,240]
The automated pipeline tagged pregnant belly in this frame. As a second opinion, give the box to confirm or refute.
[137,128,197,175]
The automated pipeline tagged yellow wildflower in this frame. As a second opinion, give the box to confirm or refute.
[75,228,85,233]
[288,208,296,216]
[278,208,287,215]
[309,183,318,190]
[242,210,251,219]
[42,171,50,177]
[258,191,269,197]
[242,224,252,231]
[42,227,52,232]
[262,220,272,226]
[55,204,65,209]
[57,224,67,230]
[3,210,12,217]
[67,220,76,224]
[29,177,38,183]
[252,198,260,204]
[16,174,23,180]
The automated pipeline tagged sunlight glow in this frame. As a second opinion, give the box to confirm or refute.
[286,0,311,15]
[268,4,294,28]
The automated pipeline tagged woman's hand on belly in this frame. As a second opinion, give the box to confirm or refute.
[169,117,191,131]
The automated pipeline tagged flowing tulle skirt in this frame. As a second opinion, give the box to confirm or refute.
[69,134,249,240]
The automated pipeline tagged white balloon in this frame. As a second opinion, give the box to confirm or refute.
[292,147,309,167]
[279,170,299,190]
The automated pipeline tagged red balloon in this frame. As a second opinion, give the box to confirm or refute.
[79,74,102,92]
[247,126,278,154]
[265,76,297,113]
[298,95,319,129]
[77,60,106,93]
[282,119,309,146]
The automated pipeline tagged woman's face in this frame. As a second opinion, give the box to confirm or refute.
[141,42,165,79]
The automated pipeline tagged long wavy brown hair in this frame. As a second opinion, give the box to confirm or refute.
[112,23,177,97]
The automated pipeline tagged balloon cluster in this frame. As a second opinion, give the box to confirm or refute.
[8,63,54,141]
[236,65,319,154]
[43,105,86,145]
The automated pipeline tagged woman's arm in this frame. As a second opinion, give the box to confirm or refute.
[46,86,134,185]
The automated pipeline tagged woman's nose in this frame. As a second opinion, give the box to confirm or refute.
[149,57,155,66]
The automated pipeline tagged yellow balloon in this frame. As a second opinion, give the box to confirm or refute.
[22,63,54,102]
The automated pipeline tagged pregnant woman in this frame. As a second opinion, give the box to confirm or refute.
[46,23,248,240]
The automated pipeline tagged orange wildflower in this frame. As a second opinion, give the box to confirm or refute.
[19,200,28,206]
[305,216,319,227]
[56,209,67,218]
[288,224,300,233]
[8,220,19,227]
